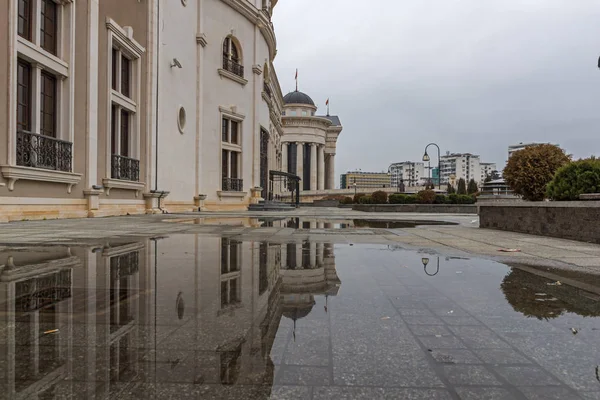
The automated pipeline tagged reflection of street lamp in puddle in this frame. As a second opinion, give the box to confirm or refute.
[176,292,185,320]
[422,257,440,276]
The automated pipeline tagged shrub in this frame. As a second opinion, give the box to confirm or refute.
[359,195,373,204]
[467,179,478,194]
[353,193,366,204]
[457,194,476,204]
[371,190,388,204]
[547,157,600,200]
[389,194,417,204]
[416,190,436,204]
[448,193,459,204]
[446,183,456,194]
[434,194,448,204]
[457,178,467,195]
[339,196,354,205]
[503,144,571,201]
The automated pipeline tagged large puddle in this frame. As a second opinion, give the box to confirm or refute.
[1,236,599,399]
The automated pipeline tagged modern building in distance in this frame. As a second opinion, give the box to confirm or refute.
[480,162,497,182]
[340,171,390,189]
[389,162,425,188]
[440,153,482,185]
[508,142,559,159]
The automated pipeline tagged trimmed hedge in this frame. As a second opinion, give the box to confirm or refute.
[388,193,475,205]
[547,158,600,200]
[371,190,388,204]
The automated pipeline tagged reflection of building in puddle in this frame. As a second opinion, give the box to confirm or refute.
[263,218,350,229]
[501,268,600,320]
[280,241,340,333]
[0,237,341,397]
[0,242,147,399]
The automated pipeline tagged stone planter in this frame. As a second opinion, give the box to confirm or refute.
[194,194,208,211]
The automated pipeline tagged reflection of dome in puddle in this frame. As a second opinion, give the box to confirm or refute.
[282,294,315,321]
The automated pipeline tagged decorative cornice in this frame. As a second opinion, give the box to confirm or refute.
[218,68,249,86]
[106,18,145,57]
[252,64,263,75]
[196,33,208,47]
[0,165,81,193]
[220,0,277,61]
[282,116,333,130]
[219,106,246,120]
[102,178,145,197]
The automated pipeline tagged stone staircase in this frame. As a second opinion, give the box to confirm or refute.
[248,200,296,211]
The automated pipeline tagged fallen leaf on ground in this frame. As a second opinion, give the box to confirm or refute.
[44,329,59,334]
[498,248,521,252]
[381,316,390,320]
[571,328,579,335]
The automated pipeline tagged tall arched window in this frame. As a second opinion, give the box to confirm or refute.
[222,36,243,78]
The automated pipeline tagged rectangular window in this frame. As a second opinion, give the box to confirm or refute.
[112,48,118,91]
[40,71,57,137]
[18,0,32,40]
[222,149,228,179]
[40,0,58,55]
[111,105,118,154]
[230,120,238,144]
[230,152,238,179]
[222,118,229,142]
[17,60,32,131]
[121,56,130,98]
[120,109,130,156]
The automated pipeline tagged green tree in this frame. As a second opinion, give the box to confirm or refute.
[504,144,571,201]
[547,157,600,200]
[467,179,478,194]
[457,178,467,195]
[446,183,455,194]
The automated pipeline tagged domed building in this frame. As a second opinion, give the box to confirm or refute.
[281,90,343,191]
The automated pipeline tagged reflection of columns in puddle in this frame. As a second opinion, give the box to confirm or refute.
[310,241,317,268]
[295,243,302,268]
[317,243,324,266]
[310,220,317,230]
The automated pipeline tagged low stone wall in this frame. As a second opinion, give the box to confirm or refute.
[352,204,477,214]
[479,201,600,244]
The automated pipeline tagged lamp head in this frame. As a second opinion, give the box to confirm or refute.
[171,58,183,69]
[421,257,430,267]
[422,151,430,162]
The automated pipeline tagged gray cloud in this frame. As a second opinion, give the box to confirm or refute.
[273,0,600,176]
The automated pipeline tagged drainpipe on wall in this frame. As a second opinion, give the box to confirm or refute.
[154,0,161,192]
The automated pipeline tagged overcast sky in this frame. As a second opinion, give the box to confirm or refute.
[272,0,600,177]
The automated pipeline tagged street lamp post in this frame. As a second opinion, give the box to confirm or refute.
[422,143,441,190]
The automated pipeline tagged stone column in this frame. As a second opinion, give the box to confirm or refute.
[310,143,317,191]
[310,241,317,268]
[295,243,302,269]
[327,154,336,189]
[318,145,325,190]
[282,142,288,173]
[296,142,303,183]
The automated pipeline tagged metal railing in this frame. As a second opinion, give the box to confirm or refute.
[16,130,72,172]
[222,56,244,78]
[222,177,243,192]
[111,154,140,181]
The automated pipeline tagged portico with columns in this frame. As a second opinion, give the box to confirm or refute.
[280,91,343,191]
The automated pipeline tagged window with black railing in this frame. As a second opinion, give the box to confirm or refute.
[222,36,244,78]
[222,116,243,191]
[111,154,139,182]
[16,130,72,172]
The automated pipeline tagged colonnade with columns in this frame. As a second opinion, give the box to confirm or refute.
[281,142,335,190]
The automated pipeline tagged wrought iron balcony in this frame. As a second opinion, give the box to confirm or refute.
[222,177,244,192]
[16,130,72,172]
[223,56,244,78]
[111,154,140,182]
[263,81,272,97]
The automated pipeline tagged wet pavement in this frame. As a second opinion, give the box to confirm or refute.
[1,230,600,399]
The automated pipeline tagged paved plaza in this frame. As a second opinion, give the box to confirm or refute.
[1,209,600,399]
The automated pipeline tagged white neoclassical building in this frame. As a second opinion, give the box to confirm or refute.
[280,91,342,191]
[0,0,345,221]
